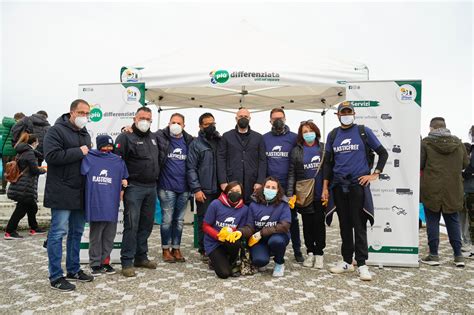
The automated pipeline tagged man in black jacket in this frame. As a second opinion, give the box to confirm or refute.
[217,107,267,204]
[43,99,94,292]
[186,113,221,260]
[115,106,160,277]
[156,113,193,263]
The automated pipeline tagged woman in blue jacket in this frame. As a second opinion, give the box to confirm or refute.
[241,176,291,277]
[203,181,248,279]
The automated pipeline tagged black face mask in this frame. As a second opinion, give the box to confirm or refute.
[272,119,285,133]
[203,124,216,138]
[227,191,241,203]
[237,118,250,129]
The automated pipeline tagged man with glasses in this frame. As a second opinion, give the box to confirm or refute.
[43,99,94,292]
[187,113,221,261]
[115,107,160,277]
[217,107,266,204]
[263,108,303,263]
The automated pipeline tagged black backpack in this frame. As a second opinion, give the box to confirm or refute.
[327,124,375,171]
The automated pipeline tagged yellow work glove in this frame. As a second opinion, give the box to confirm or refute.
[217,226,233,242]
[226,231,242,243]
[288,195,296,209]
[248,231,262,247]
[322,199,328,207]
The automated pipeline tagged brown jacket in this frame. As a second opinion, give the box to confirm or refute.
[420,130,469,213]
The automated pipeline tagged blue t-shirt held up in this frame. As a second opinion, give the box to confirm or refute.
[81,149,129,222]
[203,200,248,255]
[325,124,381,179]
[263,130,297,191]
[159,136,188,193]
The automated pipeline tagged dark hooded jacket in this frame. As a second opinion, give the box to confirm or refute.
[7,143,45,202]
[420,128,469,213]
[29,113,51,154]
[43,114,91,210]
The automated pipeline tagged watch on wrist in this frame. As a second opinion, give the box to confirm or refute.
[373,169,381,175]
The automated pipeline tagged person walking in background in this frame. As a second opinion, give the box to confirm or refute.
[1,113,25,194]
[156,113,194,263]
[203,181,248,278]
[241,176,291,277]
[5,133,46,239]
[217,107,266,204]
[115,107,160,277]
[43,99,94,292]
[187,112,221,261]
[263,108,303,263]
[12,110,51,165]
[420,117,469,267]
[287,120,326,269]
[81,135,128,276]
[462,126,474,259]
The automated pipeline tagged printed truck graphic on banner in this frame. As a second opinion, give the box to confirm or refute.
[99,170,108,177]
[272,146,282,152]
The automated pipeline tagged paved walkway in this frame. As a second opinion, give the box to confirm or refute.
[0,223,472,314]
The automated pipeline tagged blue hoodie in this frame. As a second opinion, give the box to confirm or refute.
[246,200,292,238]
[81,149,129,222]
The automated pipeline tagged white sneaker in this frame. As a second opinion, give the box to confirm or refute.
[358,265,372,281]
[314,255,324,269]
[272,263,285,277]
[329,261,355,274]
[303,253,315,268]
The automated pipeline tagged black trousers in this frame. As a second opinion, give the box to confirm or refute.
[301,201,326,255]
[196,192,220,254]
[208,240,241,279]
[6,199,39,233]
[333,185,368,266]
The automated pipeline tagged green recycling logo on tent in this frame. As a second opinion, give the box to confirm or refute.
[209,70,230,84]
[89,106,103,122]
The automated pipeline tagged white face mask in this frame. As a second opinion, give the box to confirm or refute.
[137,120,151,132]
[340,115,355,126]
[170,123,183,136]
[75,116,88,129]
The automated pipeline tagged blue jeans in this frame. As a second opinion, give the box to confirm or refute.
[250,233,290,266]
[158,189,190,249]
[424,207,462,257]
[121,185,156,267]
[47,209,86,282]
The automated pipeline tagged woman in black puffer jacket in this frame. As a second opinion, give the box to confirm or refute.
[5,134,46,239]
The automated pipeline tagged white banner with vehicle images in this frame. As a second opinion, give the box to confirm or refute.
[347,80,422,267]
[78,82,156,264]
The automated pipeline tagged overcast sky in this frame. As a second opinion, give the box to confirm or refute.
[1,1,472,141]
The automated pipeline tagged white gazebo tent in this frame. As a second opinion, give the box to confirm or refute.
[120,49,368,134]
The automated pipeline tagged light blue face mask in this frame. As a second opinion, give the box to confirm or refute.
[263,188,277,201]
[303,132,316,143]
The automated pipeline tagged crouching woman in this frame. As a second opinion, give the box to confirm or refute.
[203,181,248,279]
[241,176,291,277]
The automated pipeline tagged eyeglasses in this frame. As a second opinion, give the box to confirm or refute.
[75,111,91,117]
[300,119,314,125]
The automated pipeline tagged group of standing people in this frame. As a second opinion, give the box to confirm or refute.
[4,98,470,293]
